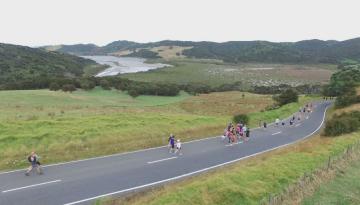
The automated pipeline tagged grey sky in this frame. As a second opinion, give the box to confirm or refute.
[1,0,359,46]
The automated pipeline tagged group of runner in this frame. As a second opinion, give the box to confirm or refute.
[167,134,182,155]
[223,122,250,145]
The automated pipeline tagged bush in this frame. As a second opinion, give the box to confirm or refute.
[49,82,60,91]
[100,79,111,90]
[80,79,96,90]
[335,87,358,108]
[233,114,249,125]
[128,89,139,98]
[62,84,76,92]
[324,111,360,136]
[273,89,298,106]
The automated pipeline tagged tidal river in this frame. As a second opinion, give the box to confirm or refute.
[81,55,170,77]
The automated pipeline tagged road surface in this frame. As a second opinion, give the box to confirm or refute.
[0,101,331,205]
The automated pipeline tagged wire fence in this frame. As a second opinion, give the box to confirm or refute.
[260,140,360,205]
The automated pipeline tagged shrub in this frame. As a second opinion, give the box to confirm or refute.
[80,79,96,90]
[128,89,139,98]
[233,114,249,125]
[273,89,298,106]
[100,79,111,90]
[49,82,60,91]
[335,87,358,108]
[62,84,76,92]
[324,111,360,136]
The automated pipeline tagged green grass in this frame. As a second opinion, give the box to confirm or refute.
[100,131,360,205]
[302,157,360,205]
[248,95,317,127]
[123,59,335,88]
[0,87,190,120]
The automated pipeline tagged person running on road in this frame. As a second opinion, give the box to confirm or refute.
[275,118,280,126]
[25,151,42,176]
[168,134,175,153]
[175,139,182,155]
[263,122,267,129]
[290,119,294,125]
[245,128,250,141]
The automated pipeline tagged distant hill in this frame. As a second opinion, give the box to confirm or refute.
[0,43,100,85]
[44,38,360,63]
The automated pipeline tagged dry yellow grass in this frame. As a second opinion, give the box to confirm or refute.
[178,91,274,116]
[149,46,192,59]
[111,46,192,59]
[356,87,360,95]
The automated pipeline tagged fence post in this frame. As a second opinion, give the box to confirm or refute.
[327,156,331,170]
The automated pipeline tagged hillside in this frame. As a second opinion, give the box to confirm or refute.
[0,43,102,86]
[44,38,360,63]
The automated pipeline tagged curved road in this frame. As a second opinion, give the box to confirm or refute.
[0,101,332,205]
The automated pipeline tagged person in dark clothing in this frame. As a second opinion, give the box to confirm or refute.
[245,128,250,141]
[25,151,42,176]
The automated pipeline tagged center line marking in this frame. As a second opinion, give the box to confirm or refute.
[2,179,61,193]
[147,157,177,164]
[225,141,244,146]
[271,131,282,135]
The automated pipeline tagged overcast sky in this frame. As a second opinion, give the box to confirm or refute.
[1,0,359,46]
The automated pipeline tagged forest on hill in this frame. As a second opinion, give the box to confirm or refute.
[44,38,360,64]
[0,43,102,86]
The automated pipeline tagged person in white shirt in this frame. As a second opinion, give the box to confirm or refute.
[275,118,280,126]
[175,139,182,155]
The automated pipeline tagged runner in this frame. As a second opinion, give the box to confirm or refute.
[221,128,227,142]
[243,125,248,141]
[245,128,250,141]
[175,139,182,155]
[25,151,43,176]
[168,134,175,153]
[290,119,294,125]
[275,118,280,126]
[263,122,267,129]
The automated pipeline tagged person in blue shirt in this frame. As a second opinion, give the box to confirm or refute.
[168,134,175,153]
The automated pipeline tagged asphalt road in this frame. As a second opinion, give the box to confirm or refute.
[0,101,332,205]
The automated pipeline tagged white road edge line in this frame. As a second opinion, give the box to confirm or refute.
[63,104,330,205]
[271,131,282,135]
[0,101,326,176]
[295,123,301,127]
[2,180,61,193]
[147,157,177,164]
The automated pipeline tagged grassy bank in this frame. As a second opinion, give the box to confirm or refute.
[302,156,360,205]
[0,89,316,171]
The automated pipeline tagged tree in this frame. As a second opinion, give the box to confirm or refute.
[233,114,249,124]
[49,82,60,91]
[62,84,76,92]
[273,89,298,106]
[80,79,95,90]
[100,79,111,90]
[128,89,139,98]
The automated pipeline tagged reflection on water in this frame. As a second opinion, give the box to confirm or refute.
[82,56,171,77]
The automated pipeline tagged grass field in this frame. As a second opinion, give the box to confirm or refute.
[0,88,316,171]
[302,158,360,205]
[122,59,336,88]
